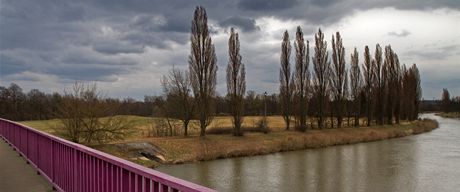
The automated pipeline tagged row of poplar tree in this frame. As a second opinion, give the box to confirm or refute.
[279,27,422,131]
[160,6,422,137]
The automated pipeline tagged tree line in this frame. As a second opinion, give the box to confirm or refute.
[159,6,423,137]
[277,27,422,131]
[0,83,156,121]
[0,83,276,121]
[441,89,460,113]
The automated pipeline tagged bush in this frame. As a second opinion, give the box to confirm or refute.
[256,117,270,134]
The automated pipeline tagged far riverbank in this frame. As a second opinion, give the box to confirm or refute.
[436,112,460,119]
[96,118,438,167]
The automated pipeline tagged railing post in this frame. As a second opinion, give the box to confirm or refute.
[51,140,55,182]
[37,133,40,174]
[26,129,29,159]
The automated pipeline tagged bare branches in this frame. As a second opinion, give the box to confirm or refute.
[293,26,310,131]
[312,28,330,129]
[162,67,194,136]
[188,6,218,137]
[383,45,401,124]
[350,47,362,126]
[280,30,293,130]
[227,28,246,136]
[400,64,421,120]
[331,31,347,128]
[57,82,132,145]
[372,44,385,125]
[362,45,374,126]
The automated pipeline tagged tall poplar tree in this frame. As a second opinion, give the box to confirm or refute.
[331,32,347,128]
[293,26,310,132]
[189,6,218,137]
[226,28,246,136]
[280,30,293,130]
[312,28,330,129]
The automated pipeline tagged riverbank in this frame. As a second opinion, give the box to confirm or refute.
[96,118,438,168]
[436,112,460,119]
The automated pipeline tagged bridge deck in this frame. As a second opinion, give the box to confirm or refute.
[0,139,52,192]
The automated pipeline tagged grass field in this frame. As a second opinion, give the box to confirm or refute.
[19,115,303,138]
[18,115,439,168]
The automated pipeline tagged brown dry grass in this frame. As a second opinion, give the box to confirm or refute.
[98,118,438,167]
[19,116,439,168]
[436,112,460,119]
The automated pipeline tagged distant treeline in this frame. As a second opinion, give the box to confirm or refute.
[0,83,272,121]
[440,88,460,112]
[1,81,425,122]
[0,83,285,121]
[0,83,151,121]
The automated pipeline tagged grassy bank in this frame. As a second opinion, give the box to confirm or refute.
[97,118,438,168]
[19,116,438,168]
[436,112,460,119]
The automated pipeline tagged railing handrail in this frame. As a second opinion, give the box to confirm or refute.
[0,117,215,192]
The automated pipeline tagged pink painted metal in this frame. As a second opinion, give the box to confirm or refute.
[0,118,216,192]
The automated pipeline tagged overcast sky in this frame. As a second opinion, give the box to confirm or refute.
[1,0,459,100]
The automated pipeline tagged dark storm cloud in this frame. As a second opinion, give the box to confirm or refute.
[219,16,260,32]
[311,0,340,7]
[122,32,189,49]
[238,0,299,11]
[46,66,121,82]
[130,14,190,33]
[61,53,138,66]
[92,41,145,55]
[0,54,28,76]
[159,17,191,33]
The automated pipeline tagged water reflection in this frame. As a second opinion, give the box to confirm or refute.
[158,114,460,192]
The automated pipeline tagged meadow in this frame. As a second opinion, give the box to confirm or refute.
[19,116,438,168]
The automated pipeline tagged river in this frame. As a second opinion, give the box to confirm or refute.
[157,114,460,192]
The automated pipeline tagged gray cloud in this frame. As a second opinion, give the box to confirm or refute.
[219,16,260,32]
[238,0,299,11]
[405,45,458,60]
[311,0,340,7]
[0,54,28,76]
[93,41,145,55]
[388,30,411,37]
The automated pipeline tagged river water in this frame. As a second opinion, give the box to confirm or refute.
[157,114,460,192]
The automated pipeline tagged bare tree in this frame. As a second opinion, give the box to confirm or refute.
[226,28,246,136]
[58,82,132,144]
[161,67,194,136]
[401,64,409,120]
[401,64,421,120]
[331,32,348,128]
[411,64,422,120]
[372,44,385,125]
[382,47,392,124]
[350,47,362,126]
[343,70,350,126]
[280,30,293,130]
[293,26,310,132]
[441,88,451,113]
[188,6,218,137]
[393,54,402,124]
[58,83,84,143]
[312,28,331,129]
[383,45,401,124]
[362,46,373,126]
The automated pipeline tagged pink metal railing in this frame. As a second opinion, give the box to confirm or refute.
[0,118,215,192]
